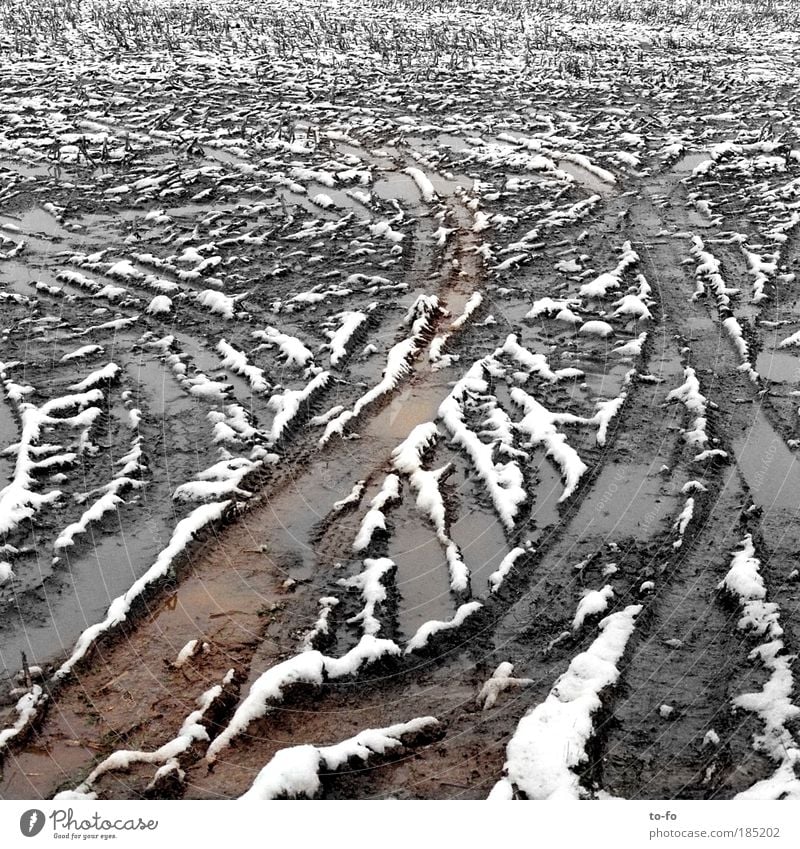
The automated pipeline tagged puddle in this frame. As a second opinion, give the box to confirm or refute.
[0,157,55,179]
[202,146,248,167]
[756,349,799,383]
[0,398,18,484]
[567,461,676,539]
[436,133,472,153]
[387,509,455,639]
[20,208,70,240]
[579,361,631,399]
[687,209,714,229]
[450,507,507,597]
[528,451,563,533]
[127,355,199,416]
[556,159,615,195]
[360,379,448,442]
[0,513,166,687]
[732,406,800,513]
[0,260,41,297]
[670,151,712,175]
[686,315,717,333]
[373,172,423,205]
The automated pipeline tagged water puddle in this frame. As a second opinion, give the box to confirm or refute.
[556,159,615,195]
[528,451,563,534]
[436,133,472,153]
[20,208,70,240]
[757,349,799,383]
[685,315,717,334]
[732,406,800,513]
[579,361,631,399]
[449,503,508,596]
[0,157,54,179]
[671,151,712,175]
[567,461,677,540]
[127,355,199,415]
[0,516,166,689]
[387,509,455,639]
[360,379,448,443]
[373,171,423,205]
[0,397,18,484]
[687,209,714,229]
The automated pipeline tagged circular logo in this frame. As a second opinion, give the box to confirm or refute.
[20,810,46,837]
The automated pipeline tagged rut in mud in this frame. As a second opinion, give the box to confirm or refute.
[2,0,800,801]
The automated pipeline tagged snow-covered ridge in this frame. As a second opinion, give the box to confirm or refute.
[491,604,641,799]
[240,716,439,799]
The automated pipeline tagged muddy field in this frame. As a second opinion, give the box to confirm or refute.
[1,0,800,801]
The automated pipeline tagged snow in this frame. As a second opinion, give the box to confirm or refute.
[172,457,257,502]
[55,500,231,680]
[146,294,172,314]
[720,536,800,800]
[579,320,614,338]
[722,316,759,381]
[502,334,582,382]
[667,366,709,453]
[55,676,229,798]
[59,344,103,362]
[338,557,395,636]
[173,638,209,668]
[217,338,269,393]
[511,386,587,501]
[324,310,370,366]
[438,356,526,529]
[196,289,237,319]
[430,292,483,368]
[267,371,330,445]
[391,422,468,592]
[493,605,642,799]
[690,236,740,306]
[403,167,438,202]
[68,362,120,391]
[331,480,365,512]
[488,546,527,593]
[207,635,401,762]
[301,597,339,651]
[253,325,314,368]
[321,295,438,445]
[0,685,44,752]
[613,293,652,320]
[579,242,638,298]
[353,474,401,552]
[672,497,695,548]
[525,296,581,320]
[405,601,482,653]
[573,585,614,630]
[476,662,533,710]
[0,384,103,537]
[240,717,439,800]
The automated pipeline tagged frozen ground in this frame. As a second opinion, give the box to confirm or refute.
[1,0,800,800]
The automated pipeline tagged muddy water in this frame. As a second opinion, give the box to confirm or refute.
[373,171,422,204]
[556,159,616,195]
[732,405,800,512]
[450,506,508,594]
[756,349,799,383]
[0,510,166,688]
[0,398,17,485]
[387,509,455,639]
[528,451,563,534]
[568,461,677,540]
[670,151,712,175]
